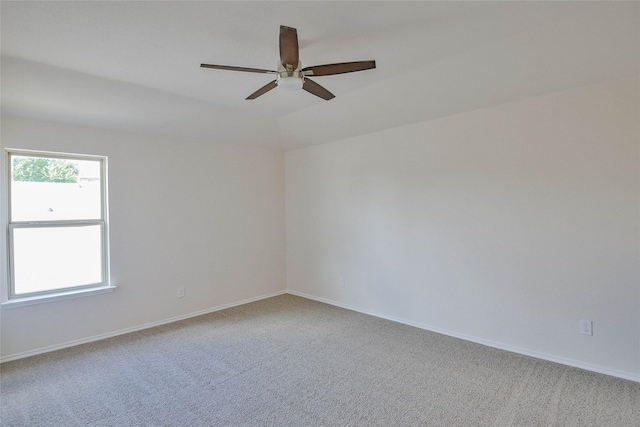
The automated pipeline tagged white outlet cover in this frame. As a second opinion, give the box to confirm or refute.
[580,319,592,336]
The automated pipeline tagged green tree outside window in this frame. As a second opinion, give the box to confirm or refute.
[12,157,79,183]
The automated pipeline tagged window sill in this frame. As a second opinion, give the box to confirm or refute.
[1,285,117,308]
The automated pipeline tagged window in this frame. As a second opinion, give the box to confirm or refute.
[5,150,111,303]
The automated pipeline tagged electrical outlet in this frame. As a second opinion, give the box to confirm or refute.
[580,319,592,336]
[178,287,185,298]
[339,277,345,288]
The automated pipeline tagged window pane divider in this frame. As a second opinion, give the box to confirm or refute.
[10,220,103,227]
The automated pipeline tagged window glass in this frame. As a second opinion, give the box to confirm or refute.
[12,225,103,295]
[10,156,102,221]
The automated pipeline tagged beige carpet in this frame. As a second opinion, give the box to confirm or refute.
[1,294,639,426]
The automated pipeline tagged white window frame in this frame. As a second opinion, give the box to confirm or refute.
[3,149,114,307]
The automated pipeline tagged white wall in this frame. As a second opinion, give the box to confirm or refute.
[285,76,640,380]
[1,116,286,359]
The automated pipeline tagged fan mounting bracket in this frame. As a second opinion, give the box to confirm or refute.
[278,61,301,75]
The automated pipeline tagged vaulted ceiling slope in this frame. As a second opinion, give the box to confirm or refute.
[2,1,638,151]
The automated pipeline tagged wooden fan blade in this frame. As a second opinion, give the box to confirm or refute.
[303,78,335,101]
[302,60,376,76]
[279,25,299,69]
[201,64,277,74]
[246,80,278,100]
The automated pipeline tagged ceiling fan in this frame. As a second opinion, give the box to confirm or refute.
[201,25,376,101]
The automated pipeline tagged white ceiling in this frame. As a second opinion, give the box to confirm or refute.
[2,1,638,151]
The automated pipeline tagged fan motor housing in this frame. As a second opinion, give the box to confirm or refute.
[277,62,304,91]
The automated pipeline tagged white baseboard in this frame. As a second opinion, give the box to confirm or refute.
[0,290,287,363]
[286,290,640,383]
